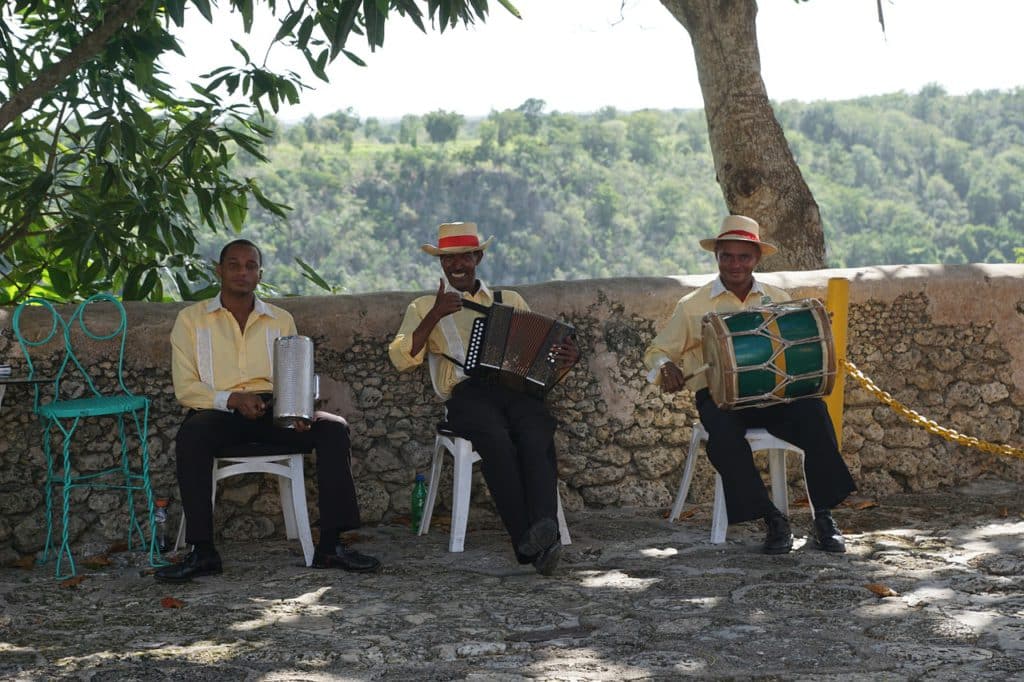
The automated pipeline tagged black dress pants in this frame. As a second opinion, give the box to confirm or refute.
[695,388,856,524]
[174,405,360,544]
[445,380,559,559]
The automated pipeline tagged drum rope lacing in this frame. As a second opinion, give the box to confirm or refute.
[841,358,1024,460]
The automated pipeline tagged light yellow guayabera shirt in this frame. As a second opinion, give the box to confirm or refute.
[388,280,529,399]
[643,277,790,393]
[171,296,297,411]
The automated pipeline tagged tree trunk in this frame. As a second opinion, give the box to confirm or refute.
[0,0,147,132]
[659,0,824,270]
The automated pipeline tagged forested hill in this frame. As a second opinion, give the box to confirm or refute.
[212,86,1024,296]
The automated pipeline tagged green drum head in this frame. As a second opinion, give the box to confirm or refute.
[775,309,825,398]
[724,311,779,398]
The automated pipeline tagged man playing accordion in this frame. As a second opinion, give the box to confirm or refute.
[389,222,579,575]
[644,215,856,554]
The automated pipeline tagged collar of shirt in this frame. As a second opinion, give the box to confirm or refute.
[205,294,278,319]
[443,278,495,304]
[709,276,765,300]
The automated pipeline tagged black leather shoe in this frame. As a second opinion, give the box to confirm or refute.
[312,544,382,573]
[812,512,847,553]
[763,513,794,555]
[517,517,558,560]
[532,538,562,576]
[154,548,223,583]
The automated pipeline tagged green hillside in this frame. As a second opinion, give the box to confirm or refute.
[206,87,1024,296]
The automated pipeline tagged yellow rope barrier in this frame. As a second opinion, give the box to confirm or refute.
[841,358,1024,460]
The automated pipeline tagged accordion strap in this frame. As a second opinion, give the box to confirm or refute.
[460,290,502,314]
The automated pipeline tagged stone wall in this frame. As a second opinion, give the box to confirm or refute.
[1,264,1022,563]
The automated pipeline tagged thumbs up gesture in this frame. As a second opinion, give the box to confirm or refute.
[428,278,463,321]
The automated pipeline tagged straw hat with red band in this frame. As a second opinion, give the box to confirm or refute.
[699,214,778,257]
[421,222,495,256]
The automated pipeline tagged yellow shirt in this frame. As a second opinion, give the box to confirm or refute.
[643,277,790,392]
[171,296,297,411]
[388,281,529,399]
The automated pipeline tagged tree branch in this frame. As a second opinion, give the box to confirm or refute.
[0,0,147,132]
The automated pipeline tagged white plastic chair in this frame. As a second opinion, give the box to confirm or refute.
[174,446,314,566]
[669,421,812,543]
[418,419,571,552]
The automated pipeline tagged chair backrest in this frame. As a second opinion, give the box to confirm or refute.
[12,297,67,412]
[12,293,134,406]
[64,293,134,398]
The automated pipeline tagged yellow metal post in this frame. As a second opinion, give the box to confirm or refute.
[825,277,849,450]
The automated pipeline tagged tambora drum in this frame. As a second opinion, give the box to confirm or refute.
[701,298,836,410]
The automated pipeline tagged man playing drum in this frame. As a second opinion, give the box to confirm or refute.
[156,239,381,583]
[644,216,856,554]
[388,222,579,575]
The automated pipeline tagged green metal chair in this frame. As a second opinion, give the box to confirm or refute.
[13,293,162,578]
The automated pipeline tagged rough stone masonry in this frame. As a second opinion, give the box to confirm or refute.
[0,264,1021,564]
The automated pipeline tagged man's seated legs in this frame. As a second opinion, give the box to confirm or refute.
[262,412,379,572]
[446,381,561,573]
[762,398,854,552]
[156,407,378,583]
[696,389,793,554]
[697,389,854,553]
[155,409,250,582]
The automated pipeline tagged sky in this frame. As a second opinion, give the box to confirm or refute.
[166,0,1024,123]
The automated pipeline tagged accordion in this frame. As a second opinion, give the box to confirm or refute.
[464,303,576,399]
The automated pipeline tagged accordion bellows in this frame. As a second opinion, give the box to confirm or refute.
[464,303,576,399]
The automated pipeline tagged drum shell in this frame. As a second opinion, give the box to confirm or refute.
[273,335,316,428]
[702,299,836,410]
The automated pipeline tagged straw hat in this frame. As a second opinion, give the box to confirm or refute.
[698,215,778,256]
[421,222,495,256]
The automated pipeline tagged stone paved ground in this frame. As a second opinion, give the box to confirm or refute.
[2,479,1024,681]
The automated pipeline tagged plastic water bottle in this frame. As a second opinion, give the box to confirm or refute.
[410,474,427,532]
[154,498,169,552]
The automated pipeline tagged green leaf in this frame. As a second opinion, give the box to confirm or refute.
[192,0,213,22]
[47,267,73,298]
[295,256,334,293]
[341,49,367,67]
[274,8,305,42]
[230,40,251,63]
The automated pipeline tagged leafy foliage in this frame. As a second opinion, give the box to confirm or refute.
[212,87,1024,295]
[0,0,516,303]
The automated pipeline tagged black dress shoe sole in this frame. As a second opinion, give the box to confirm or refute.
[814,539,847,553]
[311,556,382,573]
[762,542,794,555]
[153,566,223,584]
[533,542,562,576]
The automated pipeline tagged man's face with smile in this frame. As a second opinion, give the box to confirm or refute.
[716,241,761,290]
[440,250,483,293]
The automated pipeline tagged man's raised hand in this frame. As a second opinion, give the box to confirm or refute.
[429,278,463,320]
[658,362,688,393]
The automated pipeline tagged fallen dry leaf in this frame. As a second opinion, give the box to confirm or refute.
[998,507,1009,518]
[12,554,36,570]
[673,507,701,522]
[791,496,810,507]
[161,597,185,609]
[852,500,878,510]
[81,555,112,569]
[865,583,898,597]
[60,575,87,588]
[106,541,129,554]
